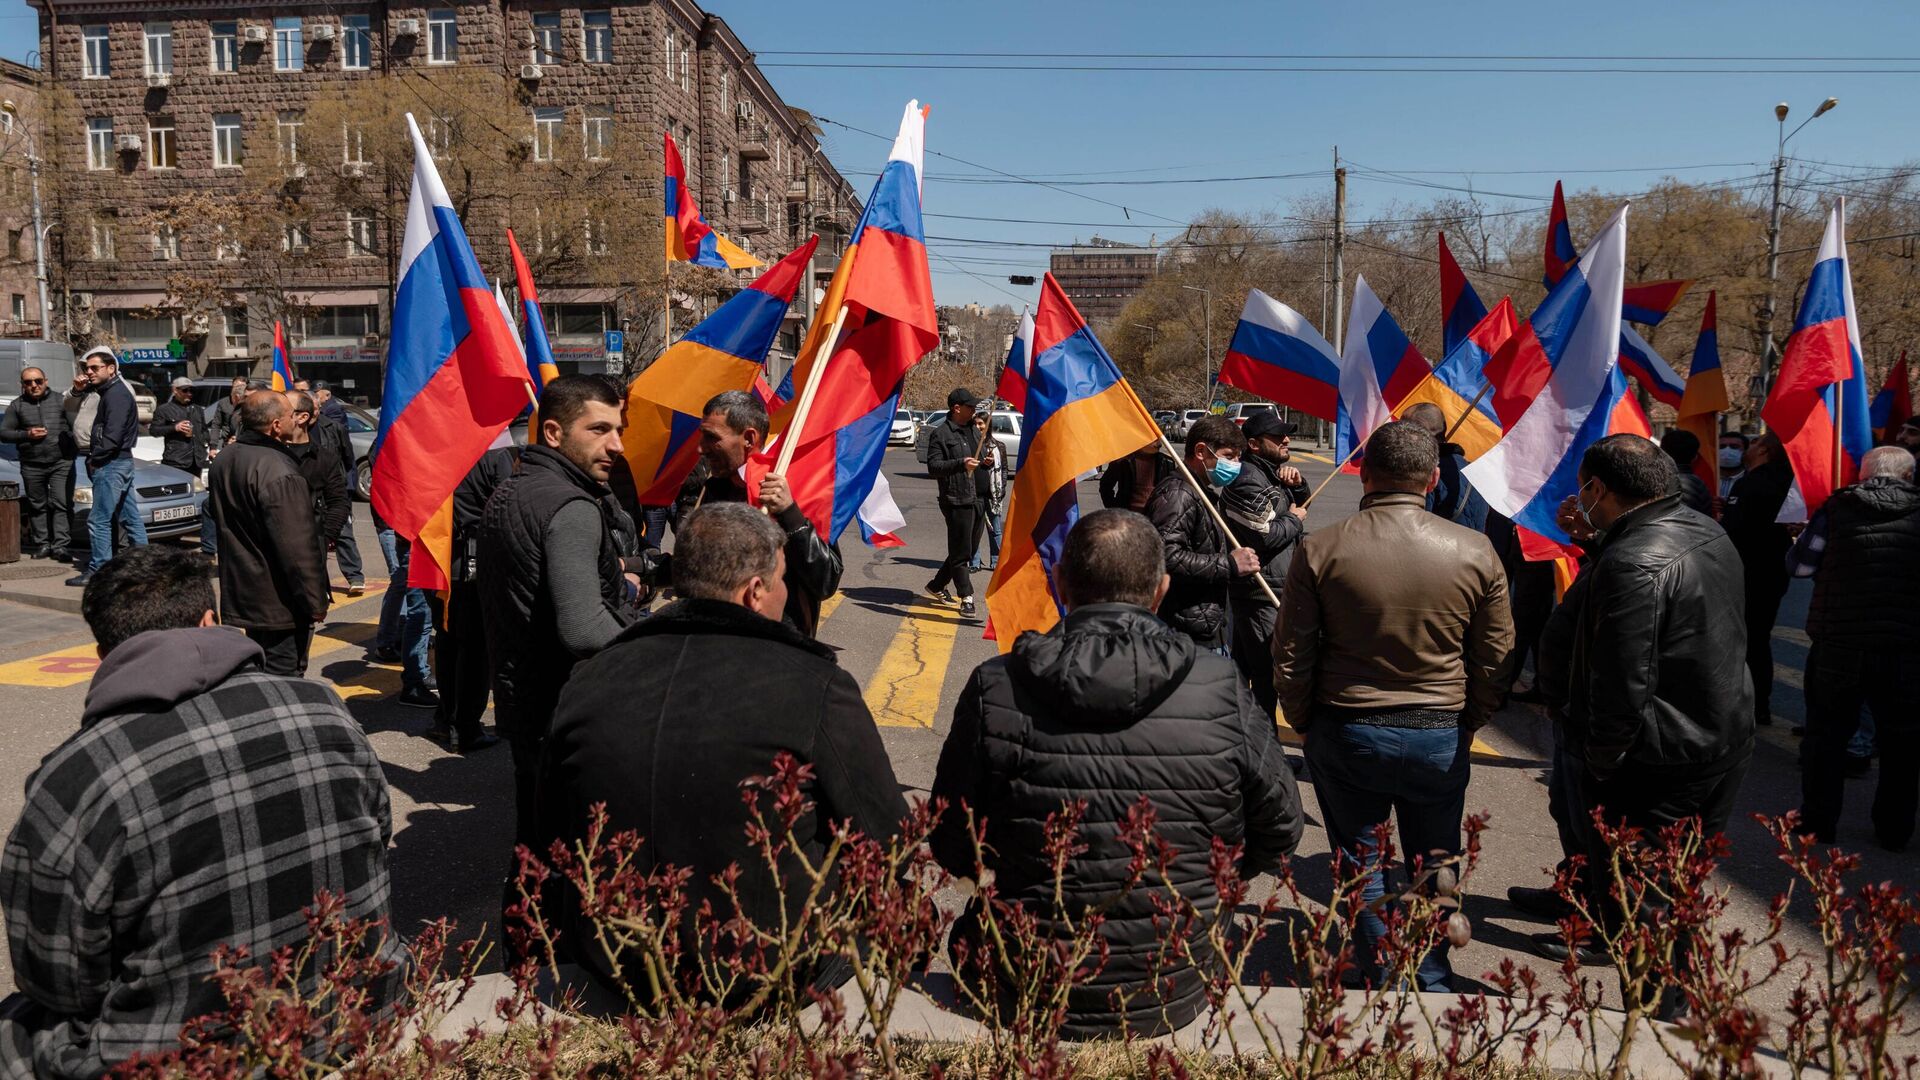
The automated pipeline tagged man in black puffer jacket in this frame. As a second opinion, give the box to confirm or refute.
[1788,445,1920,851]
[931,509,1302,1039]
[1144,415,1263,651]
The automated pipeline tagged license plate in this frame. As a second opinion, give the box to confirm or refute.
[151,505,196,523]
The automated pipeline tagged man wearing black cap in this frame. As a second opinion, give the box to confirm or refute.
[924,388,984,619]
[1221,412,1310,717]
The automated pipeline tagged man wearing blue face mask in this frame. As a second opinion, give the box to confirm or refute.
[1145,414,1263,653]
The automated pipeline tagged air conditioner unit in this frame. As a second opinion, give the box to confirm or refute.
[310,23,336,40]
[182,312,210,336]
[242,24,267,43]
[393,18,420,36]
[288,163,308,179]
[146,72,172,88]
[361,333,381,346]
[519,63,543,81]
[73,292,93,307]
[723,189,736,204]
[114,134,143,152]
[736,101,754,120]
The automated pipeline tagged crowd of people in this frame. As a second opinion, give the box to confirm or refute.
[3,367,1918,1074]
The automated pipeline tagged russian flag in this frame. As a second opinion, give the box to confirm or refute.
[1870,351,1911,442]
[1466,203,1634,547]
[664,131,761,271]
[1337,274,1430,463]
[1439,232,1488,358]
[768,101,937,548]
[506,229,561,395]
[1395,296,1518,461]
[1676,290,1730,492]
[372,114,532,590]
[984,272,1162,648]
[621,237,817,505]
[995,307,1033,413]
[1543,180,1578,287]
[269,320,296,392]
[1617,323,1686,407]
[1762,199,1873,515]
[1217,288,1340,421]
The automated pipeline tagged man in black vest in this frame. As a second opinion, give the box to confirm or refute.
[0,366,71,560]
[1790,445,1920,851]
[478,375,637,861]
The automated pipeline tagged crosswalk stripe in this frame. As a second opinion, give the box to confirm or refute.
[862,599,967,729]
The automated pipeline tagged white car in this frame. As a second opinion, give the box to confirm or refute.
[887,409,919,447]
[984,411,1021,472]
[1172,409,1209,439]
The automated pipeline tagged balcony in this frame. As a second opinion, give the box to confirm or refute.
[785,177,809,202]
[735,115,770,161]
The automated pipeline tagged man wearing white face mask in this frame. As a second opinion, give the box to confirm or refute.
[1146,414,1262,654]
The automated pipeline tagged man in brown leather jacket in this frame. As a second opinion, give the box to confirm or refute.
[1272,420,1514,991]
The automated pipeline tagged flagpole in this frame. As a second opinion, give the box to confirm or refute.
[772,301,852,478]
[1298,361,1451,508]
[1832,379,1845,491]
[1154,429,1281,609]
[1442,380,1498,444]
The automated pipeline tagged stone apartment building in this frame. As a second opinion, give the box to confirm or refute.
[29,0,860,401]
[0,58,44,338]
[1049,236,1158,327]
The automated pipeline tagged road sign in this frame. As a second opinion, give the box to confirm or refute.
[604,330,624,355]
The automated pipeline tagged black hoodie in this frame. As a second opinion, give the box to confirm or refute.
[930,603,1303,1038]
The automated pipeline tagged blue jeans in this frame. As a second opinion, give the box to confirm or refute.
[1305,720,1471,991]
[375,528,432,689]
[85,455,147,574]
[641,505,671,550]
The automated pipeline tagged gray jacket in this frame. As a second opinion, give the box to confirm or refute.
[0,390,70,466]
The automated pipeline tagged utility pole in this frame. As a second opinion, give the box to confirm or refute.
[1332,147,1346,353]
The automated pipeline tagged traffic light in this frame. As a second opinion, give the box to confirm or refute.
[1008,275,1036,286]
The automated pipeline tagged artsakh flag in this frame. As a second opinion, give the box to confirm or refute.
[372,114,532,591]
[1870,351,1912,442]
[665,131,761,270]
[269,321,296,391]
[766,101,936,547]
[1762,199,1873,516]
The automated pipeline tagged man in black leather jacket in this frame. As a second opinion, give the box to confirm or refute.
[923,388,984,619]
[1536,434,1753,1011]
[1144,414,1262,651]
[1217,412,1309,718]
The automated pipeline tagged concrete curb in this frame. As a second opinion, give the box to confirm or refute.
[0,587,82,616]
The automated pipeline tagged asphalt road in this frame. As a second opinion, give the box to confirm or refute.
[0,441,1904,1024]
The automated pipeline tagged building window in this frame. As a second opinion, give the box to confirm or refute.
[428,9,457,64]
[545,302,609,337]
[343,122,367,163]
[582,10,611,63]
[277,111,303,165]
[303,305,377,341]
[109,312,178,343]
[89,217,114,260]
[679,36,690,88]
[86,117,114,171]
[530,12,560,65]
[147,117,176,169]
[213,113,243,168]
[719,70,729,113]
[10,295,24,322]
[274,16,303,71]
[582,106,611,161]
[281,220,310,252]
[338,14,370,70]
[531,107,562,162]
[83,26,110,78]
[144,22,172,77]
[210,22,238,72]
[152,223,179,262]
[213,224,240,261]
[427,114,453,158]
[221,307,248,355]
[5,229,20,260]
[346,209,377,257]
[584,218,608,256]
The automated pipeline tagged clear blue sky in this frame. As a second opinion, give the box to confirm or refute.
[6,0,1917,308]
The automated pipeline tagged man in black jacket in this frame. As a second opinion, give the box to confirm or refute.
[1536,435,1752,1005]
[68,347,147,587]
[0,365,70,560]
[1144,414,1262,652]
[1220,412,1310,718]
[285,391,351,583]
[306,398,364,597]
[1721,431,1795,727]
[923,387,984,619]
[931,508,1302,1038]
[1789,446,1920,851]
[479,375,638,869]
[540,502,906,1004]
[207,392,331,675]
[205,376,248,453]
[427,447,515,753]
[151,377,216,556]
[697,389,843,637]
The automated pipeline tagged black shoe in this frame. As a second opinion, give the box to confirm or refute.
[63,573,91,587]
[396,685,440,709]
[1845,754,1872,778]
[51,549,73,564]
[366,646,401,664]
[1507,885,1575,921]
[960,597,978,618]
[455,732,502,754]
[424,724,454,746]
[924,582,955,605]
[1531,931,1605,966]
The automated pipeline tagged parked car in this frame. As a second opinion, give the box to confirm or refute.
[344,404,380,500]
[888,409,919,447]
[1172,409,1210,439]
[1152,409,1178,430]
[1224,402,1279,427]
[120,378,160,424]
[0,442,208,557]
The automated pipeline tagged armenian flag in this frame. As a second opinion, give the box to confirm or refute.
[268,321,296,391]
[1543,181,1578,287]
[506,229,561,395]
[665,131,761,271]
[1870,351,1912,442]
[372,114,532,591]
[1675,291,1729,493]
[1394,297,1518,461]
[984,272,1161,648]
[1621,279,1693,327]
[1439,232,1489,358]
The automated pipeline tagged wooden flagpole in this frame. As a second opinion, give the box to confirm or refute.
[1154,429,1281,609]
[772,302,852,477]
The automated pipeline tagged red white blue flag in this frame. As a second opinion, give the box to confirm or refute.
[1336,274,1430,463]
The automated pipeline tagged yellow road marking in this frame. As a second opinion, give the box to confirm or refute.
[818,592,845,625]
[1295,451,1336,464]
[862,599,966,728]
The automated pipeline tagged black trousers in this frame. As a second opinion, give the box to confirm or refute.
[929,502,977,599]
[1230,601,1279,719]
[19,459,71,551]
[247,624,314,677]
[1507,559,1556,688]
[1743,568,1789,726]
[1801,644,1920,850]
[429,584,492,740]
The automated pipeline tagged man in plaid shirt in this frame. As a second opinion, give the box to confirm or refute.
[1,547,397,1078]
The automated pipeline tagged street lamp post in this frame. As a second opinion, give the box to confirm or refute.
[1760,96,1838,414]
[1181,284,1212,404]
